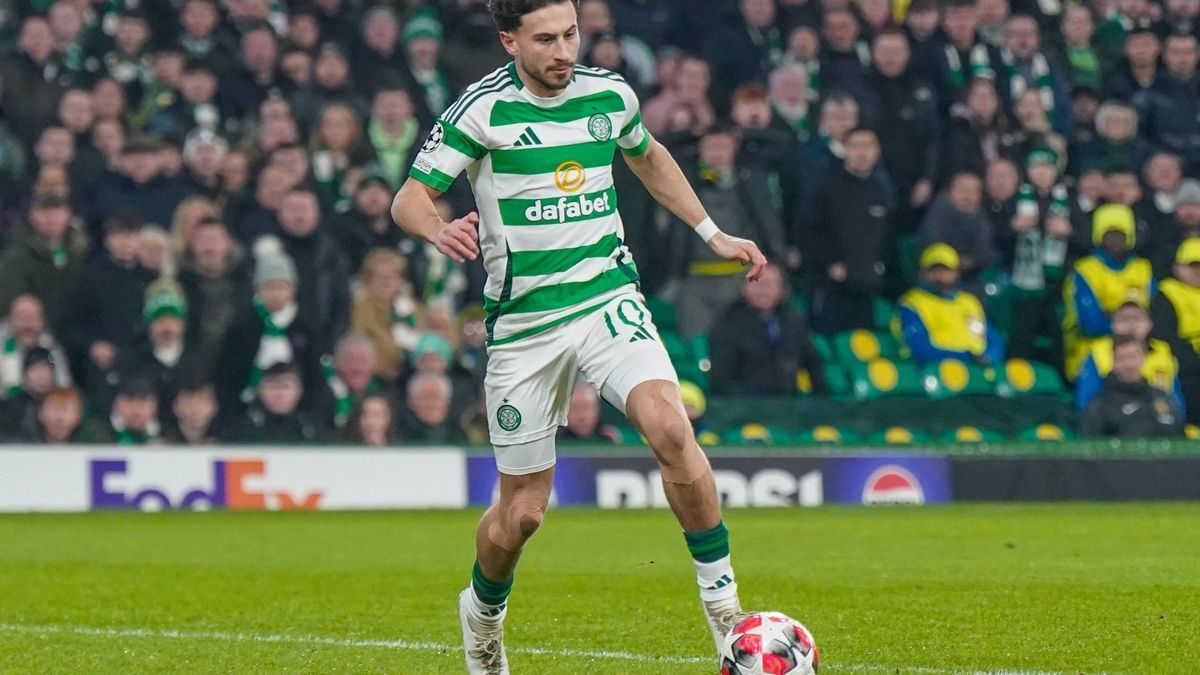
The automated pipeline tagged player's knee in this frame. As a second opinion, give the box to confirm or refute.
[508,497,546,541]
[640,386,692,455]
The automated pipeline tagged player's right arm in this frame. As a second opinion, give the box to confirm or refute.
[392,108,492,263]
[392,178,480,263]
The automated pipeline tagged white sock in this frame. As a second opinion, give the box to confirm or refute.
[695,555,738,602]
[467,585,506,621]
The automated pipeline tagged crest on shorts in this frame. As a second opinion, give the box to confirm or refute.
[497,404,522,431]
[588,113,612,142]
[421,122,444,153]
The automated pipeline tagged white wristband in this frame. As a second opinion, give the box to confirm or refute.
[694,217,721,243]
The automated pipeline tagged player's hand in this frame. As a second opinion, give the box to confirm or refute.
[707,231,767,281]
[435,212,480,263]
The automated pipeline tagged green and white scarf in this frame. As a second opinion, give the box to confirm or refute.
[1,337,21,397]
[412,67,453,117]
[321,356,383,428]
[112,414,161,445]
[945,43,995,89]
[391,296,420,352]
[1003,50,1054,113]
[1013,183,1070,291]
[241,299,296,403]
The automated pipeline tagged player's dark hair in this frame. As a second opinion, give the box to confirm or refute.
[487,0,580,32]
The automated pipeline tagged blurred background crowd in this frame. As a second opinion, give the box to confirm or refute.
[2,0,1200,445]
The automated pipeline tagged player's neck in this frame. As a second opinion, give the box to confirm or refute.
[513,60,569,99]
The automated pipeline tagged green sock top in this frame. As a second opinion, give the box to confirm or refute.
[471,560,513,608]
[684,521,730,563]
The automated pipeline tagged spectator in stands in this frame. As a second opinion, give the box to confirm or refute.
[318,334,391,431]
[998,15,1072,135]
[367,87,421,190]
[1057,4,1101,90]
[178,217,251,367]
[0,17,65,143]
[1134,32,1200,171]
[1151,238,1200,423]
[1,347,60,436]
[179,130,228,200]
[809,127,895,334]
[351,6,412,105]
[819,8,870,91]
[1003,148,1073,365]
[1076,297,1182,412]
[151,60,224,143]
[918,172,998,288]
[931,0,1000,110]
[1076,102,1151,177]
[897,244,1004,366]
[398,371,464,443]
[0,192,89,329]
[664,125,785,338]
[18,386,90,443]
[102,376,163,445]
[794,92,860,233]
[942,78,1018,180]
[274,187,351,354]
[293,44,369,137]
[63,211,155,406]
[333,172,407,272]
[709,262,826,397]
[351,249,419,380]
[88,135,190,243]
[858,28,940,236]
[641,55,715,138]
[1137,154,1187,275]
[235,361,324,444]
[166,379,221,445]
[110,280,200,419]
[343,393,396,446]
[558,381,617,442]
[216,252,320,416]
[56,89,105,198]
[0,295,72,396]
[765,63,812,145]
[221,24,281,122]
[454,305,489,386]
[403,9,455,119]
[1079,334,1185,437]
[1063,205,1156,380]
[1103,27,1159,102]
[707,0,783,106]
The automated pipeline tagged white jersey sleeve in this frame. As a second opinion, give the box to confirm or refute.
[613,80,652,157]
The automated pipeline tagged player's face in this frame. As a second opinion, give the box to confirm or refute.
[502,1,580,94]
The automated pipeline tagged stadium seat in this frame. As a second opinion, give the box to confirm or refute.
[834,329,902,366]
[645,297,677,332]
[848,359,924,400]
[897,234,920,286]
[690,333,709,365]
[1017,423,1076,441]
[866,426,931,445]
[606,426,645,445]
[722,423,788,445]
[1187,425,1199,440]
[794,425,857,445]
[941,426,1008,443]
[660,329,691,364]
[994,359,1067,398]
[979,269,1014,338]
[810,333,834,364]
[874,297,898,330]
[920,360,996,399]
[822,363,851,396]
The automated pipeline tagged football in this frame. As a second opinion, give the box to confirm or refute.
[719,612,819,675]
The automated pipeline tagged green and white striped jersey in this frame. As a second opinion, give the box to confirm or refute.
[408,61,653,346]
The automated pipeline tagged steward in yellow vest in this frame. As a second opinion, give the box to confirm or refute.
[895,244,1004,365]
[1075,300,1182,413]
[1063,204,1155,380]
[1150,237,1200,423]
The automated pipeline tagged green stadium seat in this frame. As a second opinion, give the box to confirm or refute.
[834,329,902,366]
[1016,423,1076,441]
[866,426,932,445]
[920,360,996,399]
[848,359,924,400]
[690,333,709,363]
[940,426,1008,443]
[994,359,1066,397]
[810,333,834,364]
[789,292,809,316]
[822,363,851,396]
[660,329,691,363]
[721,423,789,445]
[874,297,898,330]
[897,234,920,286]
[979,268,1013,338]
[607,426,644,445]
[645,297,677,332]
[794,425,858,445]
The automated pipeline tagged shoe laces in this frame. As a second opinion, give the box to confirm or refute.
[467,616,506,673]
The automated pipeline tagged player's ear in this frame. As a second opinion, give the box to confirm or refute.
[498,30,518,57]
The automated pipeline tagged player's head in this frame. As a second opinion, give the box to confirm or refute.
[489,0,581,93]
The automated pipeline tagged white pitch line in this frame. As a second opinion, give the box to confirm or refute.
[0,622,1075,674]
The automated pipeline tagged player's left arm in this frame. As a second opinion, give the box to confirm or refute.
[622,138,766,282]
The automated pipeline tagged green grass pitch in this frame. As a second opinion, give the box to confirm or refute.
[0,504,1197,673]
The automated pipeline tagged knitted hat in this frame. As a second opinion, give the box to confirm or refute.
[410,333,453,364]
[1176,179,1200,207]
[1025,147,1059,169]
[404,8,443,44]
[1092,204,1136,247]
[254,253,297,289]
[144,280,187,324]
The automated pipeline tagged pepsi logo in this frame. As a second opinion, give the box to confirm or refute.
[862,465,925,505]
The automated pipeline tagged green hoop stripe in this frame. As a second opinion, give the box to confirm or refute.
[409,165,455,192]
[491,140,616,175]
[490,90,626,127]
[438,119,488,159]
[619,111,642,139]
[510,233,620,277]
[483,266,632,316]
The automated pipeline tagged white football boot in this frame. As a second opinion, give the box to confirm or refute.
[458,588,509,674]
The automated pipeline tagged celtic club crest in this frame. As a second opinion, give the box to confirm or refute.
[496,404,522,431]
[588,113,612,142]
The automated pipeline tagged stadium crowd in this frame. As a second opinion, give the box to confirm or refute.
[2,0,1200,444]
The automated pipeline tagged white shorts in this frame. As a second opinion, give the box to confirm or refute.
[485,291,678,474]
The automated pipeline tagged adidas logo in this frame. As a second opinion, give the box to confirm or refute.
[704,574,734,590]
[513,126,542,147]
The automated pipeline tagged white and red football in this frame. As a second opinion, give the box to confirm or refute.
[719,611,819,675]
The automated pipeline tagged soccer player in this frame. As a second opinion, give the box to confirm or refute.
[391,1,766,672]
